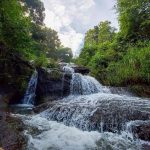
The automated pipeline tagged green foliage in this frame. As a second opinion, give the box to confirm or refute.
[47,58,59,68]
[0,0,32,55]
[34,54,48,68]
[117,0,150,41]
[84,21,116,48]
[22,0,45,25]
[106,43,150,85]
[0,0,72,65]
[76,46,97,66]
[76,21,117,68]
[77,0,150,89]
[56,47,73,63]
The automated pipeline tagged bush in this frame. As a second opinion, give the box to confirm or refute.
[34,54,48,68]
[106,43,150,85]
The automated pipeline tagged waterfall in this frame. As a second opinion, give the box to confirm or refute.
[70,73,110,95]
[63,65,110,95]
[37,66,150,133]
[17,65,150,150]
[22,70,38,105]
[63,65,74,74]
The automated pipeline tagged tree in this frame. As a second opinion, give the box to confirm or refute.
[56,47,73,62]
[98,21,116,44]
[117,0,150,41]
[84,21,116,48]
[22,0,45,25]
[0,0,32,56]
[40,27,61,58]
[84,28,98,47]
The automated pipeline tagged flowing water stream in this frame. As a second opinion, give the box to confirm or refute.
[22,70,38,105]
[19,66,150,150]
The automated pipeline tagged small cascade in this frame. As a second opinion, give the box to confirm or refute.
[22,70,38,105]
[63,65,110,95]
[21,115,142,150]
[70,73,110,95]
[63,65,74,74]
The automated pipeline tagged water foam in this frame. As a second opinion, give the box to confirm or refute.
[70,73,110,95]
[22,70,38,105]
[21,115,142,150]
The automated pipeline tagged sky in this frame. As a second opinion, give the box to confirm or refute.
[42,0,118,57]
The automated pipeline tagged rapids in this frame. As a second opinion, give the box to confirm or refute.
[19,65,150,150]
[19,115,142,150]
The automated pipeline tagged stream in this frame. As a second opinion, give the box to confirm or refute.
[12,65,150,150]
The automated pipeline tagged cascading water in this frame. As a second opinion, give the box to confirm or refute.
[63,65,110,95]
[16,65,150,150]
[22,70,38,105]
[70,73,110,95]
[63,65,74,74]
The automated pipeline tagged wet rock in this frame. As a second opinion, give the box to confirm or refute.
[130,85,150,98]
[36,68,72,104]
[0,44,34,104]
[73,66,90,75]
[108,87,135,96]
[36,95,150,133]
[130,121,150,141]
[142,144,150,150]
[0,86,21,106]
[0,114,27,150]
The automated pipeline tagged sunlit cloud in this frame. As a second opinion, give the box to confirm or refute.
[42,0,118,57]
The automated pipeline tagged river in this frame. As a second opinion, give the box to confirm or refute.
[12,65,150,150]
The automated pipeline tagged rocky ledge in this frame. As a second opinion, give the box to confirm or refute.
[36,68,72,104]
[0,113,27,150]
[129,120,150,141]
[72,66,90,75]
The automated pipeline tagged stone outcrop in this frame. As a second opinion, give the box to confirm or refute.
[36,68,72,104]
[130,121,150,141]
[72,66,90,75]
[0,44,34,104]
[0,114,27,150]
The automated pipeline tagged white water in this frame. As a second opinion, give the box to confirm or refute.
[70,73,110,95]
[63,65,74,74]
[40,93,150,132]
[18,66,150,150]
[22,70,38,105]
[18,115,141,150]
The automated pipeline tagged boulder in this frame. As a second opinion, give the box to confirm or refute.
[0,114,27,150]
[73,67,90,75]
[130,121,150,141]
[36,68,72,104]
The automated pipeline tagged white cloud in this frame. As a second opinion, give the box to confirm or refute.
[42,0,118,57]
[59,29,84,57]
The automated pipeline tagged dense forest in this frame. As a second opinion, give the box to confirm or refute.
[76,0,150,96]
[0,0,73,64]
[0,0,72,96]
